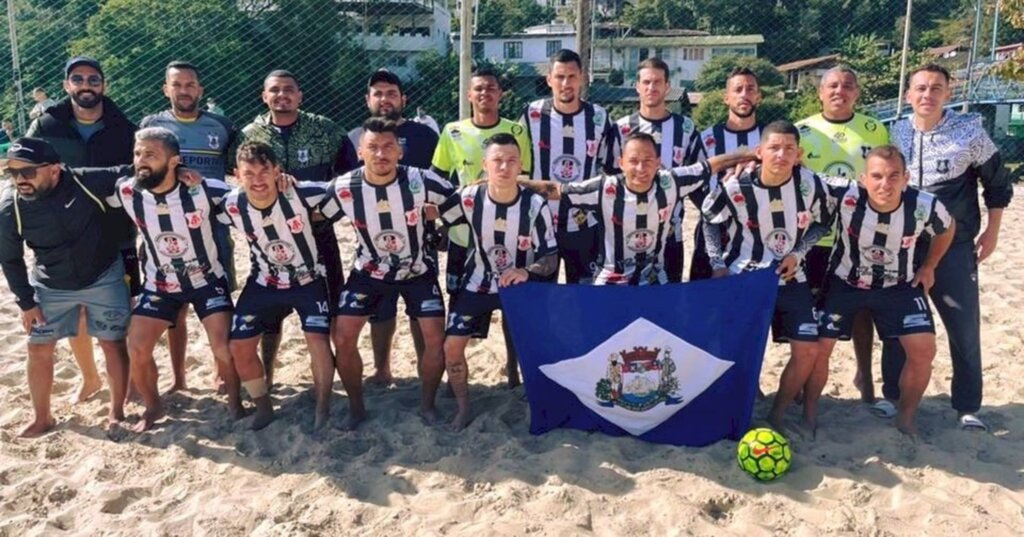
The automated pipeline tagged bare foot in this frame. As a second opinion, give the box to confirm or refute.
[75,377,103,403]
[19,417,56,438]
[167,379,188,394]
[213,374,226,396]
[131,406,165,433]
[313,411,329,432]
[507,374,521,390]
[853,371,875,403]
[367,370,393,387]
[895,414,919,437]
[450,410,472,431]
[799,417,818,441]
[229,402,249,421]
[337,410,366,431]
[418,406,440,425]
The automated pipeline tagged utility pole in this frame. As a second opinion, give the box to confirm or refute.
[963,0,984,112]
[895,0,913,118]
[575,0,591,98]
[6,0,27,133]
[459,0,473,119]
[991,0,1001,61]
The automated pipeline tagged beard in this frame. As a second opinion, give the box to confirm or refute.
[15,183,48,201]
[136,165,169,190]
[729,105,756,119]
[173,97,198,114]
[372,106,403,121]
[71,90,102,109]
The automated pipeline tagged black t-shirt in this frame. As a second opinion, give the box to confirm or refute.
[348,120,439,170]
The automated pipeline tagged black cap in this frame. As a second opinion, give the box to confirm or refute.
[3,138,61,166]
[368,69,403,92]
[65,56,104,78]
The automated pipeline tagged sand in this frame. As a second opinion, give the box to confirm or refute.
[1,186,1022,536]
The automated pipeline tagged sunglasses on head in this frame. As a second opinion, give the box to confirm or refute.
[68,74,103,86]
[4,165,45,179]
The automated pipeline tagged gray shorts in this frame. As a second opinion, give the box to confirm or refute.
[29,261,131,344]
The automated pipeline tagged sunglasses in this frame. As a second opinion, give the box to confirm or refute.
[4,165,44,179]
[68,74,103,86]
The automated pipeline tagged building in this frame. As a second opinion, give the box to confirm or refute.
[339,0,451,80]
[776,54,839,91]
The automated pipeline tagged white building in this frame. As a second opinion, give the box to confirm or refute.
[339,0,451,80]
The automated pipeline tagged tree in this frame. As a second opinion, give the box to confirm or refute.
[691,89,789,131]
[694,55,784,93]
[474,0,555,36]
[995,0,1024,81]
[619,0,696,31]
[836,33,920,105]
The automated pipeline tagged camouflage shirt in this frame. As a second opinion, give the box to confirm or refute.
[239,110,356,182]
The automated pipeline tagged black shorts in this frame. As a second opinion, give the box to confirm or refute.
[554,226,600,284]
[818,278,935,340]
[804,245,832,298]
[689,225,713,281]
[337,271,445,319]
[313,223,345,306]
[446,292,501,338]
[771,282,819,343]
[664,234,684,284]
[446,242,469,295]
[133,278,233,326]
[230,278,332,339]
[121,246,141,296]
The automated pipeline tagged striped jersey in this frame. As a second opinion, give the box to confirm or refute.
[438,184,557,294]
[698,123,764,180]
[108,178,227,294]
[612,112,703,241]
[520,98,616,232]
[319,165,454,281]
[217,182,328,289]
[828,180,951,289]
[701,166,831,285]
[562,162,711,285]
[139,110,236,180]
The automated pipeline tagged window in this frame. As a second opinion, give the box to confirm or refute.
[639,48,650,61]
[472,42,484,60]
[680,48,705,61]
[711,46,756,57]
[504,41,523,60]
[546,40,562,57]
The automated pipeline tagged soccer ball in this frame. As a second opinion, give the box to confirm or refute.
[737,427,792,481]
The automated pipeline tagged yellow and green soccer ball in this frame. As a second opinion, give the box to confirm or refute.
[737,427,791,481]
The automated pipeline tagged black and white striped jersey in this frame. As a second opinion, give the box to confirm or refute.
[828,180,951,289]
[108,178,227,294]
[701,166,831,285]
[520,98,616,232]
[217,182,327,289]
[319,165,454,282]
[562,162,711,285]
[697,123,764,180]
[612,112,704,241]
[438,184,557,294]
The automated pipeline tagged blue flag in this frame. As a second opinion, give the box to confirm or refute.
[499,269,779,447]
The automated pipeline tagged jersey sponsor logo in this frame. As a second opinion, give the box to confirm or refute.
[861,245,894,265]
[528,107,542,121]
[155,232,191,258]
[796,210,811,229]
[304,315,330,329]
[605,184,617,197]
[620,125,631,136]
[902,313,932,328]
[373,231,406,253]
[586,140,599,158]
[462,197,475,210]
[552,155,583,183]
[120,185,134,197]
[155,203,171,216]
[824,162,855,177]
[732,193,746,204]
[673,146,684,165]
[205,295,230,309]
[493,217,507,232]
[376,199,390,213]
[806,152,821,159]
[626,229,656,253]
[765,229,792,259]
[337,187,352,200]
[296,148,310,165]
[227,204,240,215]
[286,215,304,233]
[207,133,220,149]
[658,207,670,223]
[832,132,847,143]
[562,125,575,137]
[405,209,420,226]
[798,322,818,336]
[864,120,878,132]
[517,235,532,251]
[703,135,716,149]
[901,235,917,249]
[267,240,296,265]
[420,298,444,313]
[154,280,181,293]
[184,210,204,229]
[487,245,513,271]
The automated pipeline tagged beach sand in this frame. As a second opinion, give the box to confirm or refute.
[1,186,1021,535]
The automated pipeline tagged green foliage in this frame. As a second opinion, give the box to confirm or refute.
[474,0,555,36]
[836,33,921,104]
[693,55,784,93]
[691,88,790,130]
[619,0,696,31]
[595,378,612,401]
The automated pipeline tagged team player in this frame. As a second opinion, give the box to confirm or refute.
[522,132,755,285]
[795,66,889,405]
[701,120,832,435]
[218,142,335,431]
[140,61,238,392]
[432,65,532,386]
[693,67,765,281]
[809,146,955,435]
[320,118,454,431]
[885,64,1013,431]
[438,133,559,430]
[106,128,240,432]
[612,58,703,283]
[520,49,616,284]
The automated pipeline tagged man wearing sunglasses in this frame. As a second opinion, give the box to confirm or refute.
[0,138,133,437]
[25,56,139,407]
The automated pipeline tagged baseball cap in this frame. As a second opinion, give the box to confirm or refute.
[368,69,403,92]
[3,138,61,167]
[65,56,104,79]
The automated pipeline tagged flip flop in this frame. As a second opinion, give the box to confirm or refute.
[869,399,897,419]
[958,413,988,432]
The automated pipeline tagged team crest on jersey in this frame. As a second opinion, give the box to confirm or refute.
[487,245,513,271]
[337,187,352,200]
[732,193,746,204]
[658,173,672,190]
[936,159,950,174]
[605,184,617,197]
[825,162,855,178]
[552,155,583,183]
[796,211,811,229]
[296,149,310,165]
[374,231,406,253]
[914,206,928,222]
[593,108,606,126]
[704,135,716,149]
[207,133,220,149]
[529,106,542,121]
[188,185,201,196]
[626,229,656,253]
[832,132,847,143]
[862,245,894,265]
[155,232,190,259]
[408,176,423,194]
[184,210,204,229]
[672,146,684,165]
[227,204,240,215]
[798,179,811,197]
[596,346,682,412]
[405,209,420,226]
[462,196,475,210]
[266,240,296,265]
[865,120,878,132]
[120,185,134,197]
[842,195,858,208]
[286,215,304,234]
[517,235,532,251]
[620,125,631,136]
[765,229,792,259]
[585,140,598,158]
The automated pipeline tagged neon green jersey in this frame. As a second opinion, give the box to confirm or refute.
[796,112,889,246]
[432,118,532,246]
